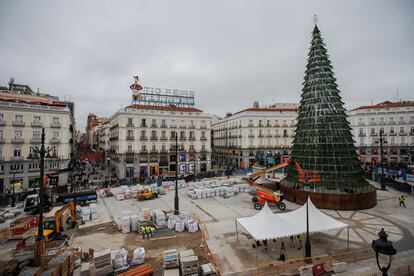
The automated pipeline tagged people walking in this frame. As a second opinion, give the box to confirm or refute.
[297,233,304,250]
[278,241,286,261]
[399,195,406,208]
[289,235,296,248]
[145,224,152,239]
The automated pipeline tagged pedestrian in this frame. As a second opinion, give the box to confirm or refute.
[279,242,286,261]
[141,225,146,239]
[263,239,268,250]
[289,235,295,248]
[399,195,406,208]
[145,224,152,239]
[297,233,304,250]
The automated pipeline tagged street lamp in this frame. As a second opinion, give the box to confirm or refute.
[171,135,184,215]
[372,228,397,276]
[375,130,388,190]
[305,192,311,258]
[107,157,110,187]
[11,171,16,207]
[27,128,58,266]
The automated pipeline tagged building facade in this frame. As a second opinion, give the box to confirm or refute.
[0,80,75,193]
[348,101,414,166]
[86,113,108,146]
[108,104,212,179]
[212,103,298,169]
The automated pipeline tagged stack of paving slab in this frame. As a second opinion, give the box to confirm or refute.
[187,179,250,199]
[93,249,113,276]
[120,211,133,233]
[152,209,166,227]
[81,206,91,222]
[90,203,98,220]
[161,179,186,190]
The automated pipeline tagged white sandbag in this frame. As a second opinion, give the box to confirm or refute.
[175,220,185,232]
[132,247,145,265]
[111,248,128,270]
[167,218,176,229]
[188,221,198,233]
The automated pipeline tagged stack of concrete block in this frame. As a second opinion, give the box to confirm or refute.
[153,209,166,226]
[90,203,98,220]
[93,250,113,276]
[130,215,140,232]
[81,206,91,222]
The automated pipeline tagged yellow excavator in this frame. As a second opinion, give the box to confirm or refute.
[35,200,76,242]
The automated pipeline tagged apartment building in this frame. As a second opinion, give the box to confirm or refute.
[212,103,298,169]
[348,101,414,166]
[0,80,75,193]
[108,104,212,178]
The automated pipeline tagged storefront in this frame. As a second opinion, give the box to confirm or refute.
[29,177,40,189]
[179,164,187,174]
[150,166,158,176]
[10,179,23,193]
[189,163,195,174]
[140,166,148,178]
[125,166,134,178]
[200,163,207,172]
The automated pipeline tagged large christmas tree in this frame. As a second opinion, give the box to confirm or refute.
[287,24,368,192]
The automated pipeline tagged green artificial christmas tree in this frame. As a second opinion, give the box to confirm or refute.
[287,24,368,193]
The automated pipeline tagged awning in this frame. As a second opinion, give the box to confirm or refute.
[236,198,347,241]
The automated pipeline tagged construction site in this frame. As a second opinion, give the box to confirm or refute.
[0,164,413,275]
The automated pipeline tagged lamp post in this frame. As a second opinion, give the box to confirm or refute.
[375,130,388,190]
[107,157,110,187]
[372,228,396,276]
[171,135,183,215]
[305,192,311,258]
[11,171,16,207]
[27,128,57,266]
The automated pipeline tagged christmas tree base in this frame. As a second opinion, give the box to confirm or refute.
[280,180,377,210]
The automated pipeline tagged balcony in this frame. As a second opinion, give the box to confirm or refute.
[31,121,43,127]
[160,149,168,153]
[126,136,135,141]
[150,149,158,154]
[50,137,61,144]
[248,134,255,138]
[109,137,119,141]
[140,124,147,128]
[150,136,158,141]
[11,137,24,144]
[0,119,5,126]
[170,136,177,141]
[110,124,119,130]
[388,121,395,125]
[248,124,254,127]
[179,136,187,141]
[358,122,365,126]
[12,120,25,127]
[151,124,157,128]
[399,132,407,136]
[389,132,397,136]
[282,124,288,127]
[266,134,273,138]
[238,135,242,138]
[160,124,167,128]
[140,149,148,153]
[200,136,207,141]
[140,136,148,141]
[200,125,207,129]
[189,137,196,141]
[12,156,23,161]
[188,125,196,129]
[50,122,61,128]
[258,134,264,138]
[274,134,281,137]
[126,123,134,127]
[170,125,177,128]
[410,132,414,136]
[160,137,168,141]
[370,132,378,137]
[179,125,187,129]
[358,133,366,137]
[30,138,41,144]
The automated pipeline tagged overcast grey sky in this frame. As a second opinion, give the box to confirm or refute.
[1,1,413,130]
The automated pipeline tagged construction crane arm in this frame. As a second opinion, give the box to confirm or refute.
[249,162,290,179]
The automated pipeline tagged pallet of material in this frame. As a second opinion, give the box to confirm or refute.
[93,249,112,269]
[117,263,154,276]
[47,251,71,276]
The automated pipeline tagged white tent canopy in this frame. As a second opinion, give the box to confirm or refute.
[236,198,348,241]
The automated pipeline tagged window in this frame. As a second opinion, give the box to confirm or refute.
[0,114,3,119]
[52,117,59,123]
[52,132,59,138]
[379,117,384,123]
[127,144,132,152]
[0,130,3,139]
[390,127,394,134]
[380,128,384,134]
[33,116,41,122]
[190,131,195,138]
[15,114,23,122]
[201,131,206,138]
[151,131,157,139]
[141,130,146,137]
[127,118,133,126]
[391,137,395,144]
[249,120,253,126]
[151,119,156,126]
[171,131,176,138]
[171,119,176,127]
[141,119,146,127]
[370,118,375,124]
[401,137,405,144]
[127,130,133,138]
[189,144,195,151]
[151,144,156,151]
[359,128,363,135]
[390,117,394,123]
[141,144,147,151]
[33,131,40,139]
[161,119,166,127]
[400,127,405,133]
[14,147,21,157]
[14,130,23,138]
[180,131,185,138]
[201,143,206,151]
[162,131,166,138]
[161,144,166,151]
[359,137,364,144]
[399,116,404,123]
[370,128,375,134]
